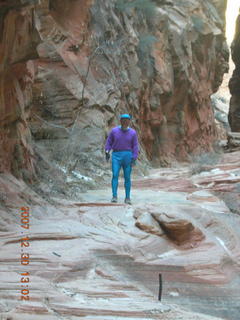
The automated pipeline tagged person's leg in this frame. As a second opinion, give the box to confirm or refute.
[122,151,132,200]
[123,165,132,199]
[111,152,121,198]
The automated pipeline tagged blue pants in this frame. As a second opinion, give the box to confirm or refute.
[111,151,132,198]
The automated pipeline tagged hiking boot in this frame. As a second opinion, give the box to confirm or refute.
[124,198,132,205]
[111,197,118,203]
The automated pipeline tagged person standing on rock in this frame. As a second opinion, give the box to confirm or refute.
[105,114,139,205]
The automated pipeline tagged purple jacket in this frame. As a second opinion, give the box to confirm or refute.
[105,126,139,160]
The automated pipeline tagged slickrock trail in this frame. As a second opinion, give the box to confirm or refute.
[0,151,240,320]
[1,1,239,319]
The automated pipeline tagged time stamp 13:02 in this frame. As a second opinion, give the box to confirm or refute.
[20,207,30,300]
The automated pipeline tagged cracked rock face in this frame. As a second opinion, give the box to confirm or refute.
[0,1,39,180]
[229,12,240,132]
[0,0,229,187]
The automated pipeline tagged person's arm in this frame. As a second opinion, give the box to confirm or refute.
[105,129,114,152]
[132,131,139,160]
[105,130,114,161]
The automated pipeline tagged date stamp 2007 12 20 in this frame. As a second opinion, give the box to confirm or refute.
[20,207,30,301]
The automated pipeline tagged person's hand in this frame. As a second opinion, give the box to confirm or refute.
[131,159,136,166]
[105,151,110,162]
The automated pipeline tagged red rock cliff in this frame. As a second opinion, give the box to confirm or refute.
[0,0,229,186]
[229,12,240,132]
[0,0,40,180]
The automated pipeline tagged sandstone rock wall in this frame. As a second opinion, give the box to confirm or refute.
[0,0,229,189]
[0,0,40,181]
[229,12,240,132]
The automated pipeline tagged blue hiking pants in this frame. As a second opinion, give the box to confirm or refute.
[111,151,132,199]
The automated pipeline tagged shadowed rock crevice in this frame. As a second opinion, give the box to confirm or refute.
[229,12,240,132]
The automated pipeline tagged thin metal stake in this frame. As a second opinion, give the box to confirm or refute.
[158,273,162,301]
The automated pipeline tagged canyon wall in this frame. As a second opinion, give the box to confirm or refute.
[0,0,40,181]
[229,12,240,132]
[0,0,229,192]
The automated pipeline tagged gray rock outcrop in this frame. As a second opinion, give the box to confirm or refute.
[0,0,229,193]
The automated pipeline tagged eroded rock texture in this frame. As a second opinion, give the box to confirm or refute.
[0,151,240,320]
[0,0,229,187]
[229,12,240,132]
[0,0,40,180]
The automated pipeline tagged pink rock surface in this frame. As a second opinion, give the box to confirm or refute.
[0,151,240,319]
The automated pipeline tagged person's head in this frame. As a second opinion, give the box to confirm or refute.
[120,114,131,129]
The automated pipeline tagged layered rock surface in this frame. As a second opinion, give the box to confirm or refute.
[1,2,239,319]
[0,0,40,180]
[0,0,229,191]
[0,150,240,319]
